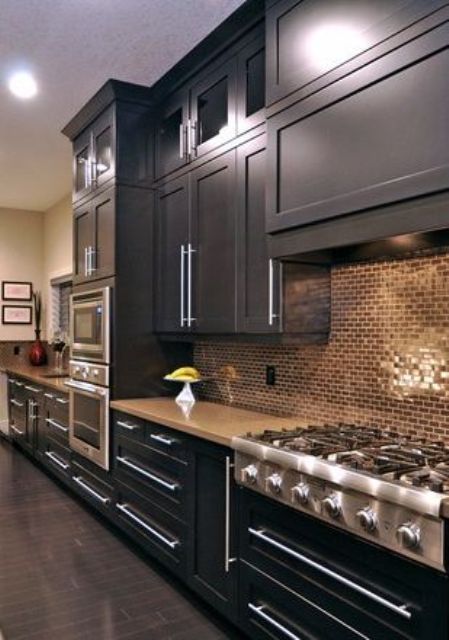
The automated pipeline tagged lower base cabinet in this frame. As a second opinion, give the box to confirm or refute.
[186,438,238,623]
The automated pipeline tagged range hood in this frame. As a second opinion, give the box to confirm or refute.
[268,191,449,264]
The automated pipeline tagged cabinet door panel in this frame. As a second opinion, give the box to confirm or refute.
[190,151,237,333]
[73,205,94,284]
[266,0,439,106]
[92,105,115,188]
[237,135,280,333]
[73,129,92,203]
[267,47,449,233]
[237,32,266,135]
[155,176,189,332]
[190,59,237,158]
[93,189,115,281]
[155,89,190,179]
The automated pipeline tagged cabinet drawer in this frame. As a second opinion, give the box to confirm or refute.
[145,421,187,462]
[115,435,187,520]
[239,489,448,640]
[71,457,114,512]
[43,441,71,478]
[115,482,185,575]
[114,411,146,442]
[44,414,69,446]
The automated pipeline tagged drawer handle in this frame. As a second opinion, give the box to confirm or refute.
[150,433,175,447]
[117,420,139,431]
[249,528,412,621]
[14,381,24,387]
[56,397,69,405]
[116,456,178,492]
[11,399,24,408]
[73,476,110,505]
[10,425,24,436]
[116,503,179,549]
[25,385,41,393]
[44,392,55,399]
[45,450,69,470]
[46,418,68,433]
[249,604,302,640]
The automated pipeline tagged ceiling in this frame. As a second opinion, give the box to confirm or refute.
[0,0,245,212]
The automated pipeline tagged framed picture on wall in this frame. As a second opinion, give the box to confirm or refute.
[2,305,32,325]
[2,281,33,301]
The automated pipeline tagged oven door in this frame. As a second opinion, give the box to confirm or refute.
[66,380,110,470]
[70,287,110,363]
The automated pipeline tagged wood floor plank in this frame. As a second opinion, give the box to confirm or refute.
[0,439,244,640]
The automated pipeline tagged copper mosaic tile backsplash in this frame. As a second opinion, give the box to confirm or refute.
[194,250,449,440]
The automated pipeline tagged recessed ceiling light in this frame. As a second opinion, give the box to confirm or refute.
[8,71,38,99]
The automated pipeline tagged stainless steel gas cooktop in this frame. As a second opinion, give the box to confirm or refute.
[232,424,449,571]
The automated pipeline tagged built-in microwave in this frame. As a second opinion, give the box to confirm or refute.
[70,287,110,363]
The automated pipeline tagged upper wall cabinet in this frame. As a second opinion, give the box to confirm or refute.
[63,80,154,205]
[154,25,265,181]
[265,0,447,109]
[266,18,449,234]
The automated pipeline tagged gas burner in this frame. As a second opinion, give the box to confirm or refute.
[400,466,449,493]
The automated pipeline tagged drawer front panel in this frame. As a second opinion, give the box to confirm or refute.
[115,482,185,575]
[43,440,71,478]
[114,411,146,442]
[115,435,187,521]
[239,489,448,640]
[71,458,114,511]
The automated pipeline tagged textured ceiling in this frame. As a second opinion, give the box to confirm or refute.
[0,0,245,211]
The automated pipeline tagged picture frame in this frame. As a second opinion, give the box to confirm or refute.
[2,281,33,301]
[2,305,32,325]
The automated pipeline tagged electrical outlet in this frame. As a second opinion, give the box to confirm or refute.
[13,345,20,356]
[266,365,276,386]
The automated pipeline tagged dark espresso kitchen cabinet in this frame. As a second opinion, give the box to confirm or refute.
[65,81,154,205]
[187,439,237,622]
[73,187,115,285]
[156,150,237,334]
[265,0,447,109]
[154,22,265,181]
[266,37,449,235]
[237,134,281,333]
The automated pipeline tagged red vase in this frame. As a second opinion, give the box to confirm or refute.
[29,331,47,366]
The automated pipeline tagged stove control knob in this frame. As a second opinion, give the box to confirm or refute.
[267,473,283,494]
[292,482,310,505]
[397,522,421,549]
[322,494,341,518]
[242,464,258,485]
[356,507,377,532]
[82,367,89,379]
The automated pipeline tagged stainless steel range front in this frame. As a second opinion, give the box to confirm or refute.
[232,425,449,571]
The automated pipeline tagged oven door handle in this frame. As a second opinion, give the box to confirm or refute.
[64,380,107,396]
[248,528,412,620]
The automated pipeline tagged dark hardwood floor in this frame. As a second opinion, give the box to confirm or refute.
[0,439,244,640]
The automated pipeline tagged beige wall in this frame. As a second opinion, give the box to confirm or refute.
[0,208,44,341]
[42,194,73,338]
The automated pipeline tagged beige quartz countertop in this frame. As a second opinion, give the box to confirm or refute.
[110,397,299,446]
[0,363,69,393]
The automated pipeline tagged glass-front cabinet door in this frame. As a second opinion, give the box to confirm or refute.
[237,31,266,135]
[92,105,115,188]
[155,89,190,179]
[190,58,237,158]
[73,129,93,203]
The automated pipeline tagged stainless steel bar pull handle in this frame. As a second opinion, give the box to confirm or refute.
[44,392,54,400]
[180,244,187,327]
[224,456,236,572]
[117,456,178,492]
[73,476,110,505]
[10,425,24,436]
[45,418,68,433]
[268,259,280,326]
[45,451,69,470]
[117,420,139,431]
[187,243,196,327]
[186,119,192,156]
[56,397,69,405]
[150,433,175,447]
[116,503,179,549]
[90,247,97,273]
[11,399,24,407]
[84,247,89,277]
[249,528,412,620]
[179,123,185,159]
[249,604,302,640]
[25,385,40,393]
